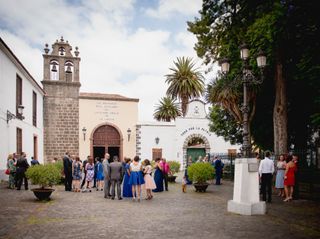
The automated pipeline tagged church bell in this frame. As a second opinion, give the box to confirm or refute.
[66,65,72,73]
[51,63,57,72]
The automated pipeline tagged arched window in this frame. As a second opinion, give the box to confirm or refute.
[58,47,65,56]
[50,60,59,80]
[65,61,74,82]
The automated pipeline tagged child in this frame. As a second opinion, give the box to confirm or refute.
[143,159,156,200]
[182,176,187,193]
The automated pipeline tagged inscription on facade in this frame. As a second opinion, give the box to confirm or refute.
[94,101,119,121]
[180,127,212,137]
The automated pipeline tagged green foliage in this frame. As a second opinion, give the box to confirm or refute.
[208,105,242,145]
[187,162,214,184]
[153,96,181,122]
[26,164,61,189]
[54,161,63,174]
[167,161,180,175]
[166,57,205,116]
[188,0,320,151]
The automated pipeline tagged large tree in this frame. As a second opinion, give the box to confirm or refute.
[165,57,205,116]
[188,0,320,154]
[153,96,181,122]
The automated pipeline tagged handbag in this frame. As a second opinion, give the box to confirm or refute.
[5,169,10,175]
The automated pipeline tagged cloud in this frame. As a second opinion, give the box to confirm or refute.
[0,0,204,121]
[145,0,202,19]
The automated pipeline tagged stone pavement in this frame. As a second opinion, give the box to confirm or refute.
[0,179,319,239]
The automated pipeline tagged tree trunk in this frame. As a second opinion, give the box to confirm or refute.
[181,95,188,117]
[273,59,288,155]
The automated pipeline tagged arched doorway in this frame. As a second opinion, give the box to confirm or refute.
[91,124,123,161]
[182,134,210,169]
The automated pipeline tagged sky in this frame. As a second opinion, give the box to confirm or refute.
[0,0,218,121]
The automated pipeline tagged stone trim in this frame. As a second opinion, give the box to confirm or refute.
[182,133,211,170]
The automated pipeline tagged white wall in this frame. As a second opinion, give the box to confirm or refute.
[138,100,240,169]
[0,43,44,179]
[138,122,176,161]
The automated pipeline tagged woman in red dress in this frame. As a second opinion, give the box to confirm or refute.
[283,156,297,202]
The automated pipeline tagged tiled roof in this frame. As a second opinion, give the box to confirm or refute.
[79,92,139,102]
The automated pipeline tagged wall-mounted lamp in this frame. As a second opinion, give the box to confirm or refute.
[127,128,132,142]
[82,127,87,141]
[7,105,24,123]
[155,137,160,145]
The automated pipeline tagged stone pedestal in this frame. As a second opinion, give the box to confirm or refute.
[227,158,266,215]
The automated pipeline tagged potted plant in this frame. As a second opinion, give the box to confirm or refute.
[187,162,215,192]
[26,163,61,200]
[167,161,181,183]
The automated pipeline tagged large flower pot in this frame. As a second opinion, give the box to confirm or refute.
[31,188,55,200]
[193,183,209,192]
[167,175,177,183]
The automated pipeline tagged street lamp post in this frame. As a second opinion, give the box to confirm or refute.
[224,44,267,216]
[220,44,267,158]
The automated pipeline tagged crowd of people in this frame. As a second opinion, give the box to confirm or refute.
[5,152,40,190]
[258,152,299,203]
[62,152,172,201]
[5,150,300,204]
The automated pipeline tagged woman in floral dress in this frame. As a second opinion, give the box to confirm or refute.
[7,154,16,189]
[85,156,95,192]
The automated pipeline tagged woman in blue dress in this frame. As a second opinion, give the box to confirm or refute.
[96,158,104,191]
[122,157,133,198]
[129,156,145,202]
[152,158,164,192]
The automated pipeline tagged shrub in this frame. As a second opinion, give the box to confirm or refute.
[26,164,61,189]
[187,162,215,184]
[167,161,180,175]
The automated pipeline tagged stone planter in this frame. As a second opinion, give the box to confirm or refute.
[193,183,209,192]
[168,175,177,183]
[31,188,55,201]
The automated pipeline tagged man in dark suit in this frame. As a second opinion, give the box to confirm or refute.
[16,152,29,190]
[102,153,111,198]
[108,155,123,200]
[63,152,72,191]
[81,156,89,189]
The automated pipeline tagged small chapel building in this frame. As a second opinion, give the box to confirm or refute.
[137,100,239,169]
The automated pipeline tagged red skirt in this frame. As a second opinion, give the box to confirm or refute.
[284,166,296,186]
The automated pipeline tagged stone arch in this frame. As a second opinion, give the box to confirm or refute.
[182,133,210,169]
[90,122,124,160]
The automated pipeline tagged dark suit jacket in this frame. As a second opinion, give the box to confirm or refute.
[63,156,72,174]
[109,162,123,181]
[16,157,29,172]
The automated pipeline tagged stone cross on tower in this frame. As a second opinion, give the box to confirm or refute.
[42,37,81,163]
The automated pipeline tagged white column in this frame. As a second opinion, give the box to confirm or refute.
[227,158,266,215]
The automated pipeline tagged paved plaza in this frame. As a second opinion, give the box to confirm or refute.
[0,178,319,239]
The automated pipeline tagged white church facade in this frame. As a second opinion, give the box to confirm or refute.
[137,100,240,169]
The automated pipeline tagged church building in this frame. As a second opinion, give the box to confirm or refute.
[41,37,138,163]
[0,36,237,177]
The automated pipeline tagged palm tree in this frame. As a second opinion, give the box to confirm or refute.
[153,96,181,122]
[206,76,258,145]
[165,57,205,116]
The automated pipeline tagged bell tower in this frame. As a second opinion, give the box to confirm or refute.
[42,36,81,162]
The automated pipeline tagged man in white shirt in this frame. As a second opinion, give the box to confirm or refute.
[258,151,275,203]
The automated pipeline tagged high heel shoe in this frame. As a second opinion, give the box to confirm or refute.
[283,198,290,202]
